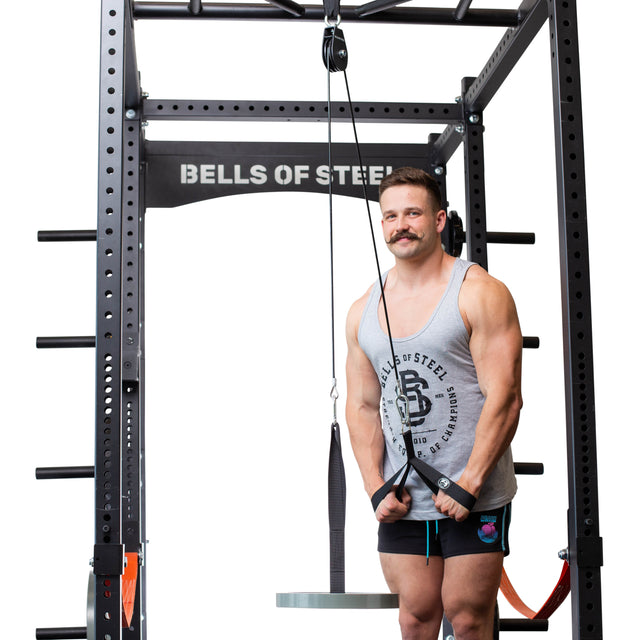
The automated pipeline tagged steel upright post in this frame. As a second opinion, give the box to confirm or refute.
[461,78,489,270]
[120,112,146,640]
[94,1,129,639]
[548,1,603,638]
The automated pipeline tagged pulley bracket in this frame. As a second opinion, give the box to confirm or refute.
[322,25,348,73]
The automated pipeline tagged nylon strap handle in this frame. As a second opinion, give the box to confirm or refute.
[370,432,477,513]
[328,420,346,593]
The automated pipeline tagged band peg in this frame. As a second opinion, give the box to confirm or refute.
[35,628,87,640]
[444,212,535,257]
[36,336,96,349]
[37,230,97,242]
[486,231,536,245]
[36,466,95,480]
[499,619,549,632]
[514,462,544,475]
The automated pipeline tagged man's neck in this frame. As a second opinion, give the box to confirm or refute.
[391,249,453,291]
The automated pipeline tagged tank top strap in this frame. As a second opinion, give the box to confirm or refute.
[437,258,475,318]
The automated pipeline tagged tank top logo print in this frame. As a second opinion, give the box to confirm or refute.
[380,351,458,460]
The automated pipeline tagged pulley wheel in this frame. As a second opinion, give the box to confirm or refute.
[86,572,96,640]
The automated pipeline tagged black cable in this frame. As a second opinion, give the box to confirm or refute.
[342,69,404,401]
[326,38,337,386]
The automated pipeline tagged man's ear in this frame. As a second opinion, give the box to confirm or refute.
[435,209,447,233]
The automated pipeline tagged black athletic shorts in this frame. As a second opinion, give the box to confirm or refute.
[378,503,511,560]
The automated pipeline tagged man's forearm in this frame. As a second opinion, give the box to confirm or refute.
[345,405,387,498]
[459,389,522,496]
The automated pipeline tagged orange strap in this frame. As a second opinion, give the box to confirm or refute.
[122,552,139,628]
[499,560,570,620]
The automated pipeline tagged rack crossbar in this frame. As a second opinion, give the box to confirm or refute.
[133,3,520,26]
[143,100,462,124]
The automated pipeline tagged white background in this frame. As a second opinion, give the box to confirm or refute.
[2,1,637,639]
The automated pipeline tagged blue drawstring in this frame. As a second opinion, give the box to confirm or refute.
[425,520,440,565]
[426,521,430,565]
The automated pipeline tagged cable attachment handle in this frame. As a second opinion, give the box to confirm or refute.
[330,377,340,425]
[322,22,348,73]
[394,384,411,434]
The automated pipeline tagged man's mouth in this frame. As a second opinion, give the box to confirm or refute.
[390,232,420,244]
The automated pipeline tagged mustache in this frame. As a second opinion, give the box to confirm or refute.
[388,231,421,244]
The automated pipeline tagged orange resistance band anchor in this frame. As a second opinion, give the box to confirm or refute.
[122,552,139,628]
[500,560,570,620]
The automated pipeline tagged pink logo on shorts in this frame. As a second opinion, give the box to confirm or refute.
[477,517,499,544]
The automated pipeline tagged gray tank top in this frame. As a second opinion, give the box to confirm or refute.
[358,258,517,520]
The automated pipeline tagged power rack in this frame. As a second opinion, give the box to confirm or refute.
[34,1,603,639]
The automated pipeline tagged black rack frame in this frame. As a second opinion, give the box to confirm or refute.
[35,1,602,639]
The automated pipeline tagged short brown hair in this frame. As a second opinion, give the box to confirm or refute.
[379,167,442,211]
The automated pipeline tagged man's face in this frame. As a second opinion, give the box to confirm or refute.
[380,184,443,261]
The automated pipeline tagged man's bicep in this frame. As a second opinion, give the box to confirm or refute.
[469,280,522,396]
[345,300,381,410]
[346,339,382,411]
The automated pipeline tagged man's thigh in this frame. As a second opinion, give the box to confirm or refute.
[441,552,503,620]
[380,552,445,617]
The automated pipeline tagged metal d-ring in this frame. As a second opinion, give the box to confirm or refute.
[324,13,342,28]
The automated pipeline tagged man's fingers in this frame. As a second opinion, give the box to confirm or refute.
[375,490,411,523]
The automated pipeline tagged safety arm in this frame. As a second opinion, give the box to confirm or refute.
[345,300,386,499]
[458,272,523,497]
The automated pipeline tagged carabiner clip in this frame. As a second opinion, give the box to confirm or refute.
[395,386,411,434]
[330,377,340,424]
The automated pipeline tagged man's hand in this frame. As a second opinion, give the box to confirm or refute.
[375,487,411,523]
[432,487,474,522]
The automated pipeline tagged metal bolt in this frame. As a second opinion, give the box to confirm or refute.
[455,125,465,134]
[455,96,462,103]
[338,50,347,59]
[446,635,455,640]
[141,91,149,99]
[90,558,95,567]
[468,114,480,124]
[558,547,569,561]
[126,337,135,345]
[434,166,444,176]
[125,109,136,120]
[584,518,594,526]
[141,121,149,128]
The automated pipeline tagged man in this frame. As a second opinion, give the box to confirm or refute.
[345,167,523,640]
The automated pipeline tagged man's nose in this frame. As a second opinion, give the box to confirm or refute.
[396,214,411,230]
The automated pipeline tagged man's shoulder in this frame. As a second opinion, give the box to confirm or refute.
[348,284,374,322]
[346,283,376,340]
[459,263,518,328]
[461,262,510,297]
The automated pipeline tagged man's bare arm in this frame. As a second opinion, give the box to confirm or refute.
[435,269,523,521]
[345,297,410,522]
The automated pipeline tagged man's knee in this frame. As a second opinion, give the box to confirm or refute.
[398,607,442,640]
[444,602,495,640]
